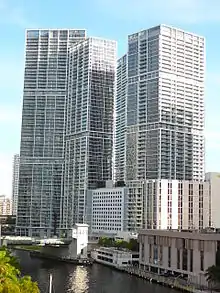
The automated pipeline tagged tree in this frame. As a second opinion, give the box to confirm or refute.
[0,247,40,293]
[127,239,139,252]
[98,237,114,247]
[205,265,220,291]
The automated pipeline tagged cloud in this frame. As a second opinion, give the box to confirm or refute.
[94,0,220,24]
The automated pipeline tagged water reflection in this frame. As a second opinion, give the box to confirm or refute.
[67,266,89,293]
[15,250,179,293]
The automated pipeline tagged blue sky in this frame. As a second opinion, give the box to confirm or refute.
[1,0,220,196]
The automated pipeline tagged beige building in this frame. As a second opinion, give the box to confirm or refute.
[0,195,12,216]
[145,179,210,230]
[128,173,220,232]
[139,229,220,287]
[205,172,220,229]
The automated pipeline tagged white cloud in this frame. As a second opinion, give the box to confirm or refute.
[94,0,220,24]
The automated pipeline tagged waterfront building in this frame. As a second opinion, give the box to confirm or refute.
[61,38,116,229]
[12,154,20,215]
[205,172,220,228]
[17,29,116,237]
[17,29,86,237]
[87,174,220,235]
[115,24,205,181]
[0,195,12,215]
[126,180,146,232]
[138,229,220,287]
[91,247,139,268]
[144,179,210,230]
[115,54,127,181]
[87,180,145,235]
[87,181,128,235]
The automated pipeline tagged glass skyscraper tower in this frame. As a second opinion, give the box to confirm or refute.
[115,25,205,182]
[17,30,116,237]
[61,38,116,229]
[16,29,87,237]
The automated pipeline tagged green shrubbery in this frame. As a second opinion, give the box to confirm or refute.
[98,237,139,251]
[0,246,40,293]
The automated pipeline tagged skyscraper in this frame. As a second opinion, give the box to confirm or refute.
[17,29,86,237]
[116,25,205,181]
[61,37,116,230]
[115,54,127,182]
[12,154,20,215]
[17,30,116,237]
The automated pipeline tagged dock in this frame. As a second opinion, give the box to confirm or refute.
[116,266,210,293]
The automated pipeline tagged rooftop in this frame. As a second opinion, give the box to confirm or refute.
[139,229,220,241]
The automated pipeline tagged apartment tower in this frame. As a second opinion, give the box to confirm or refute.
[116,25,205,181]
[17,29,86,237]
[17,30,116,237]
[61,38,116,230]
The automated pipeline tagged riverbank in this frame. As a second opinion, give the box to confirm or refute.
[92,259,209,293]
[15,249,178,293]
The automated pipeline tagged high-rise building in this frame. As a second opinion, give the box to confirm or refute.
[12,154,20,215]
[17,29,86,237]
[17,30,116,237]
[115,54,127,181]
[116,25,205,181]
[61,37,116,230]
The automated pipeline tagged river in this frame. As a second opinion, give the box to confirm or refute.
[14,250,179,293]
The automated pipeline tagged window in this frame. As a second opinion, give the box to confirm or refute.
[168,246,171,267]
[200,250,204,271]
[190,249,193,272]
[177,249,180,269]
[182,239,188,271]
[141,243,144,261]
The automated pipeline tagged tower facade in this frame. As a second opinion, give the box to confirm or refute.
[116,25,205,181]
[12,154,20,215]
[115,54,127,182]
[17,29,86,237]
[61,38,116,229]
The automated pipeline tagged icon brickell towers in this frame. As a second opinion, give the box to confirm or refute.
[16,29,116,237]
[115,25,205,182]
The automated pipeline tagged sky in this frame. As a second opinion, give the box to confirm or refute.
[1,0,220,197]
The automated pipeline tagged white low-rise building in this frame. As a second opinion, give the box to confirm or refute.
[88,181,129,234]
[91,247,139,268]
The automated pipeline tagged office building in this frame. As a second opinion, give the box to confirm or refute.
[205,172,220,228]
[115,54,127,181]
[144,179,210,231]
[0,195,12,216]
[138,229,220,287]
[61,36,116,229]
[12,154,20,215]
[17,29,86,237]
[89,181,128,234]
[126,180,146,232]
[116,25,205,181]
